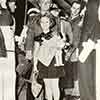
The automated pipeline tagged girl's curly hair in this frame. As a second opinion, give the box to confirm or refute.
[40,14,56,29]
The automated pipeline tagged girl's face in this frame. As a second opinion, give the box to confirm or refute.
[40,16,50,32]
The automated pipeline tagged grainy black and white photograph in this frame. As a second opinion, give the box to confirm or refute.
[0,0,100,100]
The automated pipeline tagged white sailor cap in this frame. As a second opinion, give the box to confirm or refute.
[27,8,40,16]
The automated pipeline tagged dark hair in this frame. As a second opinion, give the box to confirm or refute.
[29,13,56,31]
[80,0,87,11]
[49,7,59,12]
[72,0,81,5]
[72,0,87,14]
[50,16,56,29]
[72,0,82,14]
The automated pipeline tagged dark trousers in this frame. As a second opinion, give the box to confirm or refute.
[78,50,96,100]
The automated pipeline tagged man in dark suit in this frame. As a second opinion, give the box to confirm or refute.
[79,0,100,100]
[52,0,80,15]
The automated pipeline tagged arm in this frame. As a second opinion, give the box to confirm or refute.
[61,20,66,41]
[33,41,40,72]
[25,27,34,60]
[61,20,73,44]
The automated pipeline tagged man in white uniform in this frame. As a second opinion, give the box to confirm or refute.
[0,0,16,100]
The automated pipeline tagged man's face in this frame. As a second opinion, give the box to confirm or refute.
[71,2,81,16]
[40,0,51,11]
[8,2,16,13]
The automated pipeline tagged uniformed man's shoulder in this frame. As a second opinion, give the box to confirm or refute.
[0,8,13,26]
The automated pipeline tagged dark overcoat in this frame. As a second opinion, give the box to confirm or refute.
[79,0,100,100]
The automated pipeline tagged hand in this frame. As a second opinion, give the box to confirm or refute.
[80,7,86,17]
[95,39,100,49]
[15,35,20,42]
[33,56,38,73]
[82,39,95,49]
[15,36,25,51]
[33,66,38,73]
[20,25,28,38]
[82,41,88,47]
[65,42,70,46]
[18,37,24,46]
[25,50,32,60]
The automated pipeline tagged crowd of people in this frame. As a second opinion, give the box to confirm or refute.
[0,0,100,100]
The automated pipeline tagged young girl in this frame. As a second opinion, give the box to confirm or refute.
[33,15,65,100]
